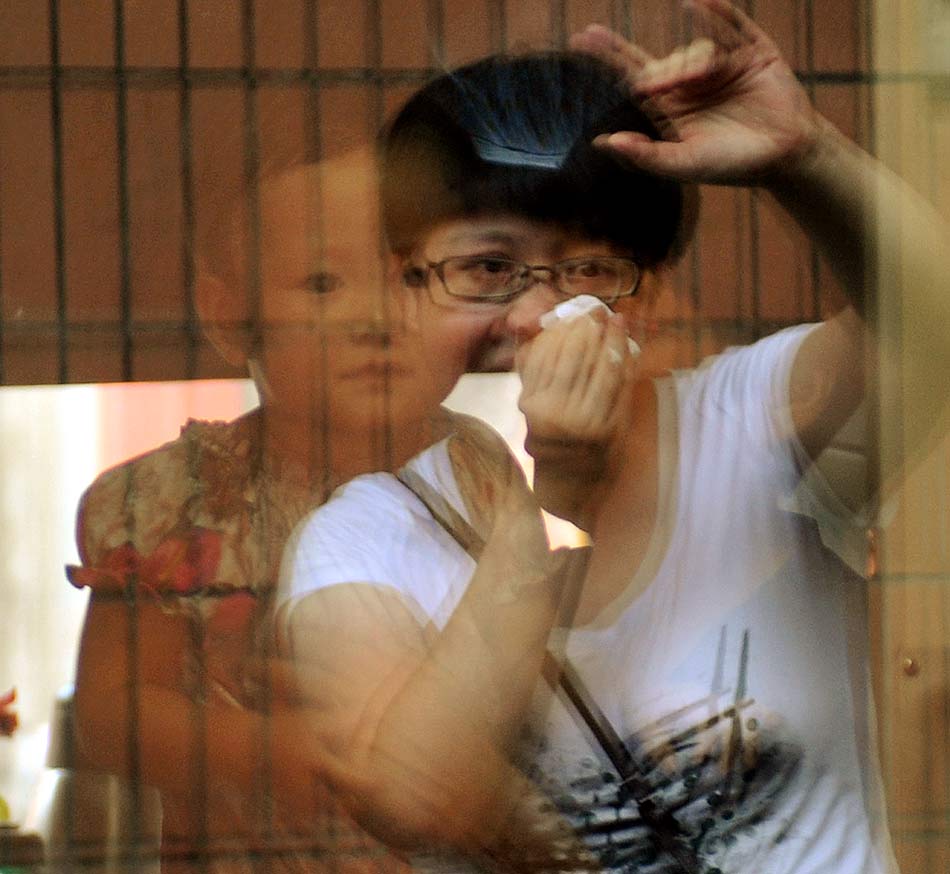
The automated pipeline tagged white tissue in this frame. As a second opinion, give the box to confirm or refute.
[538,294,609,328]
[538,295,641,359]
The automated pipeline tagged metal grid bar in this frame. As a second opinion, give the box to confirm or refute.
[113,0,134,381]
[804,0,823,322]
[426,0,445,68]
[0,107,4,385]
[369,0,394,472]
[488,0,506,52]
[179,0,200,380]
[48,0,68,383]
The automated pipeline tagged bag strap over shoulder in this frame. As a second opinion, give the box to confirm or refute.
[396,460,700,874]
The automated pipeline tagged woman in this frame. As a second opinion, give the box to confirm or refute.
[279,1,949,872]
[277,30,686,874]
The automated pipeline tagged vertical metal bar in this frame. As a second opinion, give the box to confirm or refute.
[613,0,632,41]
[862,0,875,154]
[0,127,5,384]
[367,0,382,113]
[110,8,148,851]
[551,0,568,49]
[240,5,271,866]
[426,0,445,69]
[803,0,822,321]
[178,0,199,380]
[488,0,506,52]
[671,0,684,50]
[300,1,331,845]
[789,0,806,320]
[303,1,334,501]
[48,13,75,856]
[748,188,761,336]
[114,0,134,381]
[176,5,209,862]
[732,189,746,336]
[746,6,760,339]
[241,0,262,394]
[366,0,392,471]
[49,0,69,383]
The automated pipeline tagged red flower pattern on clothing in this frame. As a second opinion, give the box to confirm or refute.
[67,527,223,596]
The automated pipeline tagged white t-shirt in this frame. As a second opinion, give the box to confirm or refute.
[277,326,897,874]
[278,439,475,632]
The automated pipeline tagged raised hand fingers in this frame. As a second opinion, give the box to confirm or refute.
[686,0,767,47]
[634,37,718,96]
[570,24,654,72]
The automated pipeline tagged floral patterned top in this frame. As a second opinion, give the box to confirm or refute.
[67,410,328,709]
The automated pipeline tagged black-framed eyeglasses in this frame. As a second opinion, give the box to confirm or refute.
[403,255,641,305]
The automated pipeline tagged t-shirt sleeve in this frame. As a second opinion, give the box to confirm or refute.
[277,472,474,634]
[685,323,816,451]
[685,323,873,574]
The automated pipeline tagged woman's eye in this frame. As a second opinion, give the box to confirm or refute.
[574,260,606,278]
[303,272,344,294]
[457,257,515,275]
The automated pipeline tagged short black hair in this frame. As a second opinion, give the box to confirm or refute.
[382,52,696,266]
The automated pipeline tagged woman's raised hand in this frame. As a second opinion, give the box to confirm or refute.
[517,309,637,524]
[571,0,820,186]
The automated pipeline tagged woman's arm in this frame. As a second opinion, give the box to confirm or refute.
[279,465,592,870]
[565,0,949,505]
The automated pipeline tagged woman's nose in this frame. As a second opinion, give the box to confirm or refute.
[502,282,562,343]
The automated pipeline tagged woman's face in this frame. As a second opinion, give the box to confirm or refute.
[403,214,646,375]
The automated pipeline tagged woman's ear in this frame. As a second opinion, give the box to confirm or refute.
[637,264,668,318]
[195,269,251,368]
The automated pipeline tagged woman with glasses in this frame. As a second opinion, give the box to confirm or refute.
[277,1,948,872]
[275,39,683,870]
[278,51,690,862]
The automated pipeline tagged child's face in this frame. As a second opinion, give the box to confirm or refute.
[403,214,645,374]
[224,150,449,434]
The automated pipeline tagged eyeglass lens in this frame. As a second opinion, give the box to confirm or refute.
[438,257,637,302]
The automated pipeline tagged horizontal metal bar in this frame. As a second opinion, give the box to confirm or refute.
[0,65,437,89]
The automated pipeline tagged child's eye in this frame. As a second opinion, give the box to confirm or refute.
[402,265,428,288]
[303,272,344,294]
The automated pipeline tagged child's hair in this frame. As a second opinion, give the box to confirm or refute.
[381,52,696,266]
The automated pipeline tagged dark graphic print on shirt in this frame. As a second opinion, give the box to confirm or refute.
[523,627,804,874]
